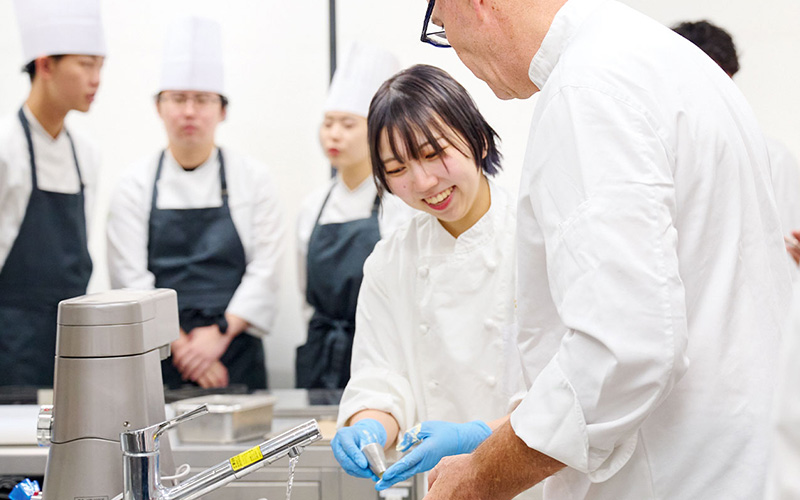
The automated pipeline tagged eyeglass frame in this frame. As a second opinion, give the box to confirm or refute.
[156,91,228,108]
[420,0,450,48]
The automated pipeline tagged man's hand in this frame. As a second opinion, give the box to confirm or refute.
[786,231,800,265]
[174,324,232,382]
[426,421,565,500]
[427,454,488,500]
[196,361,229,388]
[225,312,249,336]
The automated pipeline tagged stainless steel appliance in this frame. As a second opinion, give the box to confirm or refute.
[38,289,180,499]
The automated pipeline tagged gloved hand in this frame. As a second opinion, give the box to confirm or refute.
[9,479,40,500]
[331,418,387,481]
[376,420,491,490]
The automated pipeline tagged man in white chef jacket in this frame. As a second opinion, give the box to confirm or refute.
[0,0,104,387]
[418,0,791,499]
[107,16,284,390]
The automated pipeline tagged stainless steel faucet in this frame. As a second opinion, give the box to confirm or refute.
[120,405,322,500]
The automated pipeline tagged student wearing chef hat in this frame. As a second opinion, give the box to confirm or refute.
[107,16,284,390]
[0,0,105,387]
[295,43,413,389]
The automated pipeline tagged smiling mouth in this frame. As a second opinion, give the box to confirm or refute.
[424,187,453,206]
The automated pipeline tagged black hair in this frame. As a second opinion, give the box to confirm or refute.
[155,91,229,110]
[23,55,65,83]
[367,64,502,196]
[672,20,740,77]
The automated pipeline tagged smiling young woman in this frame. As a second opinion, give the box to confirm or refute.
[330,65,535,499]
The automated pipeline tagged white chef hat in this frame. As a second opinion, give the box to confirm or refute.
[159,16,225,96]
[13,0,106,66]
[324,43,401,118]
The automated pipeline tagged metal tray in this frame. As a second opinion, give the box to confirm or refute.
[171,394,277,443]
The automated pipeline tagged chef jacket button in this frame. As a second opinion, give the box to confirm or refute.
[418,267,429,278]
[484,319,494,330]
[419,324,429,335]
[428,380,438,390]
[486,260,497,272]
[487,376,497,387]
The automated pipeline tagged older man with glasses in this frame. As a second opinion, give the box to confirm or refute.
[414,0,791,500]
[107,16,284,391]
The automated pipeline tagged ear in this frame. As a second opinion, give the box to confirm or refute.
[34,56,55,79]
[469,0,489,22]
[220,105,227,122]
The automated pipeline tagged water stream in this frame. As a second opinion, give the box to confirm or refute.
[285,455,299,500]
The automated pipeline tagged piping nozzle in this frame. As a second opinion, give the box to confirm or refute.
[361,442,388,478]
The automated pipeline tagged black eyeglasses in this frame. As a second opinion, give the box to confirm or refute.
[421,0,450,48]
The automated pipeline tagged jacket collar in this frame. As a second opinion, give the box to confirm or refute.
[527,0,606,90]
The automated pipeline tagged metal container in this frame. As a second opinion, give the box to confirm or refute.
[171,394,277,443]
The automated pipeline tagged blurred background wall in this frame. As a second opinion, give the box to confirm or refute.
[0,0,797,388]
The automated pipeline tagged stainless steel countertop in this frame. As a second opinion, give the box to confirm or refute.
[0,389,340,475]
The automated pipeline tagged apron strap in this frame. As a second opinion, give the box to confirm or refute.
[151,151,167,212]
[17,107,37,190]
[152,149,227,210]
[312,183,336,227]
[18,107,84,193]
[217,149,229,205]
[64,129,85,193]
[311,183,381,228]
[370,193,381,216]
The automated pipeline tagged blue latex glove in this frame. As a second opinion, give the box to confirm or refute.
[331,418,387,481]
[376,420,492,490]
[9,479,40,500]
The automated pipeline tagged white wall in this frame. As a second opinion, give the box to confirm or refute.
[1,0,797,388]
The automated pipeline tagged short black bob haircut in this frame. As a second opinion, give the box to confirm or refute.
[672,20,740,77]
[367,64,502,196]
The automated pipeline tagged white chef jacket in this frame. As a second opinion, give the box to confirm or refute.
[766,140,800,499]
[0,105,99,270]
[767,299,800,500]
[768,138,800,238]
[338,179,525,433]
[107,148,284,336]
[767,137,800,276]
[510,0,792,499]
[296,174,413,318]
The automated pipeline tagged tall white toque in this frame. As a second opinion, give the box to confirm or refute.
[160,16,225,96]
[13,0,106,66]
[324,42,401,118]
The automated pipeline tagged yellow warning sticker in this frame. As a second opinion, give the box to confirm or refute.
[230,445,264,471]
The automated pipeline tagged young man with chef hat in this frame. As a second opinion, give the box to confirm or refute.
[0,0,105,387]
[107,16,284,391]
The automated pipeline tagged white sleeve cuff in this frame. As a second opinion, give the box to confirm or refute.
[510,356,638,482]
[337,367,416,435]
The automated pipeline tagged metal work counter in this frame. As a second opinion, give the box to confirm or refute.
[0,389,421,500]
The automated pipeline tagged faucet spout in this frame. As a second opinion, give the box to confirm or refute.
[121,417,321,500]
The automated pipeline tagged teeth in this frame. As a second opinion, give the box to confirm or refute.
[425,187,453,205]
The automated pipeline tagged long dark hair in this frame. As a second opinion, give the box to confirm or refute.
[368,64,502,195]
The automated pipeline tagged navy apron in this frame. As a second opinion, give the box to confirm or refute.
[295,185,381,389]
[0,108,92,387]
[147,149,267,390]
